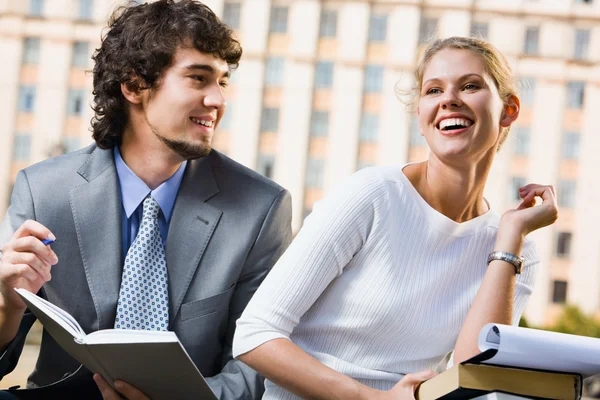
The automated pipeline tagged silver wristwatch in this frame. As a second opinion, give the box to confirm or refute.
[487,251,523,275]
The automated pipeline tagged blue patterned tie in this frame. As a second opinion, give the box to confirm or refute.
[115,197,169,330]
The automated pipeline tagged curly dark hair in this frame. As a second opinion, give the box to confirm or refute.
[91,0,242,149]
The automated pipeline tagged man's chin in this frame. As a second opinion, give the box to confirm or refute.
[162,138,212,160]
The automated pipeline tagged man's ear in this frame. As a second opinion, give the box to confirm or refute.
[120,80,144,105]
[500,94,520,128]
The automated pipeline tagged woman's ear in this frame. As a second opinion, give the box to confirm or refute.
[500,95,520,128]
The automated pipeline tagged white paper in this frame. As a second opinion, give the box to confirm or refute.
[478,323,600,377]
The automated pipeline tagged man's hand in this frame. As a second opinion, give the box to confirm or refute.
[94,374,150,400]
[0,220,58,311]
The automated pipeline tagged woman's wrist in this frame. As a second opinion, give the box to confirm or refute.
[495,217,526,255]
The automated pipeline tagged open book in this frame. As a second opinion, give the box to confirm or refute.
[15,288,217,400]
[471,323,600,377]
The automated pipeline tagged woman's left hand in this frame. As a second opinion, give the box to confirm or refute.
[501,183,558,237]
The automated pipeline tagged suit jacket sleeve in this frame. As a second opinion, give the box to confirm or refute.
[205,188,292,400]
[0,170,39,379]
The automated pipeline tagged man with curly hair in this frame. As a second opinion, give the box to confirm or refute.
[0,1,292,399]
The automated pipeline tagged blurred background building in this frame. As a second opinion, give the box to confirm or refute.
[0,0,599,383]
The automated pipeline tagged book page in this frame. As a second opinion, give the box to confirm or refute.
[85,329,178,345]
[15,288,84,338]
[478,323,600,377]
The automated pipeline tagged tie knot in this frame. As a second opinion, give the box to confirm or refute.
[142,197,161,220]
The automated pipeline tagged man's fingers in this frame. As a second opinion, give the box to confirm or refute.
[5,252,52,282]
[94,374,121,400]
[11,236,59,266]
[12,220,55,242]
[115,380,150,400]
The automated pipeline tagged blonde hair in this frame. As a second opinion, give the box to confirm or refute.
[414,37,518,150]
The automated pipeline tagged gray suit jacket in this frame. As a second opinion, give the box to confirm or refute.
[0,144,292,399]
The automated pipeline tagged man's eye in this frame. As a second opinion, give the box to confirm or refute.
[219,81,229,88]
[192,75,205,82]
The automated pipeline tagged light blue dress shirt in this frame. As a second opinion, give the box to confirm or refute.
[113,147,187,257]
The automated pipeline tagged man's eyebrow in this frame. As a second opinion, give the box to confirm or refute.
[183,63,231,78]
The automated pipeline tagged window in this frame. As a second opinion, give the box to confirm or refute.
[368,14,387,42]
[18,86,36,112]
[409,116,426,146]
[305,158,325,188]
[220,102,233,130]
[514,127,531,155]
[523,27,539,55]
[562,132,580,160]
[552,280,568,304]
[223,2,241,29]
[78,0,93,20]
[310,111,329,137]
[575,0,593,4]
[419,17,438,43]
[23,37,40,64]
[13,134,32,161]
[556,232,573,257]
[72,41,89,68]
[566,81,585,109]
[364,65,384,93]
[470,21,489,39]
[558,180,576,208]
[319,9,337,38]
[260,107,279,132]
[574,29,590,60]
[359,113,379,143]
[29,0,44,16]
[519,77,536,106]
[510,177,527,202]
[269,6,288,33]
[315,62,334,89]
[256,154,275,179]
[264,57,284,87]
[67,89,85,116]
[63,137,81,153]
[357,161,375,171]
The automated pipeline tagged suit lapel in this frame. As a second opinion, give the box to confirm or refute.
[166,155,221,322]
[70,147,123,330]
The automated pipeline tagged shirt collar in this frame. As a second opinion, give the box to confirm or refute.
[113,146,187,223]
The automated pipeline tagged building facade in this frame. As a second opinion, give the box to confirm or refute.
[0,0,599,326]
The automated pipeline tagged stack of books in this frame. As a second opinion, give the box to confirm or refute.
[416,322,600,400]
[415,363,581,400]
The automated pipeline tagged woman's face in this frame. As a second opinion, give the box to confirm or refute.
[417,48,514,163]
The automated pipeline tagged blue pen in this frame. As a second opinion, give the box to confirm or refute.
[42,238,55,245]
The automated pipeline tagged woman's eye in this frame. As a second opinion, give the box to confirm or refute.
[426,88,441,95]
[463,83,479,91]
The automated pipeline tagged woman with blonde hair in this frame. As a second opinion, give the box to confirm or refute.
[233,37,558,400]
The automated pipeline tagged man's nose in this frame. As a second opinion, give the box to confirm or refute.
[204,83,226,109]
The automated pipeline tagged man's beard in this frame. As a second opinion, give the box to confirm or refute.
[151,124,212,160]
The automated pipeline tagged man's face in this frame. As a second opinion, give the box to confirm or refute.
[140,47,230,160]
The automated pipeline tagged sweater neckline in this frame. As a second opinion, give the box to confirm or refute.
[397,164,500,237]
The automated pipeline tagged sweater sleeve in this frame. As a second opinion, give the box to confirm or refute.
[232,168,388,357]
[511,238,540,326]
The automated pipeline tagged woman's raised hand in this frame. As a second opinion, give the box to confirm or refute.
[501,184,559,237]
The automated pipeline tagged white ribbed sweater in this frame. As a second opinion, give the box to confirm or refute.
[233,165,539,399]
